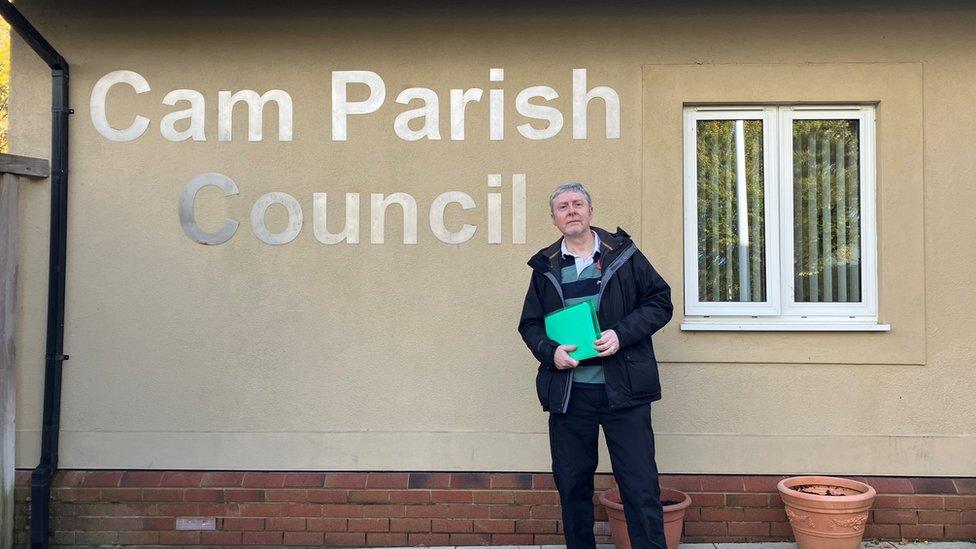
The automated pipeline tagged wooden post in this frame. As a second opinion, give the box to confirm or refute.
[1,172,18,549]
[0,154,50,549]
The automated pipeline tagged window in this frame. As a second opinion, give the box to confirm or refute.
[681,105,885,330]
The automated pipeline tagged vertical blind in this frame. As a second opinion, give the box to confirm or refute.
[793,119,861,303]
[696,119,766,302]
[696,117,862,305]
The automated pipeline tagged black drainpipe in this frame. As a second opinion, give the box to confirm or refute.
[0,2,70,548]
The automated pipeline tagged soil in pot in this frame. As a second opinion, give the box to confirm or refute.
[792,484,862,497]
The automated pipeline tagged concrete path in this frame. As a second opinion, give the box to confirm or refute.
[681,543,976,549]
[368,543,976,549]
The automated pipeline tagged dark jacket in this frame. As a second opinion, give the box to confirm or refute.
[517,226,673,413]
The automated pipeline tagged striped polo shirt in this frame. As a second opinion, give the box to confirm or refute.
[560,231,605,385]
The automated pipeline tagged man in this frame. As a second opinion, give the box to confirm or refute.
[517,182,673,549]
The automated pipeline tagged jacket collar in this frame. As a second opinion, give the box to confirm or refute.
[528,225,632,273]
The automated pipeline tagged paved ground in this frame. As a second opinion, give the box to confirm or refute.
[679,543,976,549]
[680,541,976,549]
[362,543,976,549]
[364,541,976,549]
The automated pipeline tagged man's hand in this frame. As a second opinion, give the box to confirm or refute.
[553,345,579,370]
[594,329,620,357]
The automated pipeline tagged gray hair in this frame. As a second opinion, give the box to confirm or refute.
[548,182,592,212]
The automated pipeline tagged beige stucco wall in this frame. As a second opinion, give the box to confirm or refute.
[11,2,976,475]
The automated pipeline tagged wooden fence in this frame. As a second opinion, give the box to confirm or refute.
[1,152,50,549]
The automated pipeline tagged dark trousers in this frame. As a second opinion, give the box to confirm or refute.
[548,384,667,549]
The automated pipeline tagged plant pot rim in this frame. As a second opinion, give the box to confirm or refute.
[599,487,692,512]
[777,475,877,504]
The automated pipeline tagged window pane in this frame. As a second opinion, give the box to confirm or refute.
[793,119,861,303]
[696,119,766,302]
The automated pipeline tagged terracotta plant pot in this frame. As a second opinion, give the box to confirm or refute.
[777,476,877,549]
[599,487,691,549]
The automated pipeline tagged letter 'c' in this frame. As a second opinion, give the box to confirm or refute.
[90,70,151,142]
[429,191,477,244]
[179,173,240,245]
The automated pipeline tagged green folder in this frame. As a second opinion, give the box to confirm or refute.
[544,300,602,361]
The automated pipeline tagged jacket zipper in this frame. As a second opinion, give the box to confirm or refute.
[542,242,636,413]
[595,244,636,409]
[598,244,637,302]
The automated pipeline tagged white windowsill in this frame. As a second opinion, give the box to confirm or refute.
[680,319,891,332]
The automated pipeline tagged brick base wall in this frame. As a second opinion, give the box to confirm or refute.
[12,470,976,547]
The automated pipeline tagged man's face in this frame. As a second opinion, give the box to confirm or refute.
[551,190,593,237]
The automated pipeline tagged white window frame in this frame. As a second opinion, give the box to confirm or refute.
[681,104,887,331]
[683,107,781,317]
